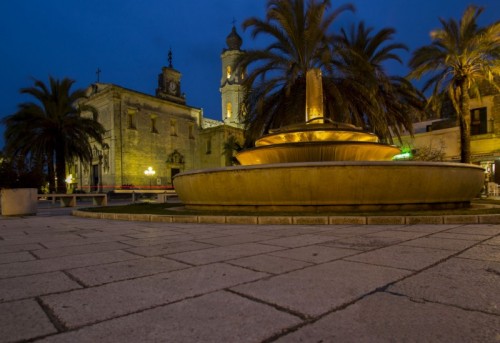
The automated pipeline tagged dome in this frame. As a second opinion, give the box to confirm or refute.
[226,26,242,50]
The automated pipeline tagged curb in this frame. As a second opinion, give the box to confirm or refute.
[72,210,500,225]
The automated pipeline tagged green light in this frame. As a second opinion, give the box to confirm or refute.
[392,152,412,160]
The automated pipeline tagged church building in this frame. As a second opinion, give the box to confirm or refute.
[71,27,245,192]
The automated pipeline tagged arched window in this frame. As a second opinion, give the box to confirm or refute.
[226,66,232,79]
[226,102,232,118]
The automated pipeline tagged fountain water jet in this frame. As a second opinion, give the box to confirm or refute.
[174,69,484,212]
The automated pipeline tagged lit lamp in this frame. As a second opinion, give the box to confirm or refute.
[144,167,156,189]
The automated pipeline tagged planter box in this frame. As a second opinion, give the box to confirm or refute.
[1,188,37,216]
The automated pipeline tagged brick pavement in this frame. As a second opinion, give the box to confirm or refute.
[0,213,499,342]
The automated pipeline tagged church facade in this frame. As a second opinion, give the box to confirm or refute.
[71,27,245,192]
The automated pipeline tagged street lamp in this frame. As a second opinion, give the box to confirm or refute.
[144,166,156,189]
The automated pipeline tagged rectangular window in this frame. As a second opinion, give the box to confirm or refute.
[170,119,177,136]
[127,109,137,129]
[188,124,194,139]
[206,138,211,154]
[150,116,158,133]
[470,107,487,136]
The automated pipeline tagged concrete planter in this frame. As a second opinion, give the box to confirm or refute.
[1,188,37,216]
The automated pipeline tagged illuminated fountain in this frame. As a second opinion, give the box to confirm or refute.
[174,69,484,212]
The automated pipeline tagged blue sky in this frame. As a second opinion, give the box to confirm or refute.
[1,0,499,148]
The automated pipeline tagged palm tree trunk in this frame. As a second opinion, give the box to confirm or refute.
[55,146,67,193]
[458,87,471,164]
[47,154,56,193]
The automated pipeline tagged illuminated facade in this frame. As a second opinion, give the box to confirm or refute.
[220,26,245,128]
[397,90,500,182]
[71,29,245,192]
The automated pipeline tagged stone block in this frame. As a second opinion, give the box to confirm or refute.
[275,292,500,342]
[40,263,267,329]
[168,243,284,265]
[228,254,312,274]
[405,216,443,225]
[197,215,226,224]
[443,215,478,224]
[478,214,500,224]
[149,215,173,222]
[0,299,57,342]
[225,216,258,224]
[232,260,409,318]
[329,216,366,225]
[346,245,455,271]
[258,216,292,225]
[389,258,500,315]
[39,291,300,343]
[366,216,405,225]
[172,215,198,223]
[0,271,82,301]
[292,216,328,225]
[67,257,189,286]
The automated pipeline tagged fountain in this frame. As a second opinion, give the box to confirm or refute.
[174,69,484,212]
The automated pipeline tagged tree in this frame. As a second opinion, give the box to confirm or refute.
[237,0,355,145]
[335,22,425,143]
[3,77,106,193]
[408,5,500,163]
[222,135,243,165]
[237,0,421,146]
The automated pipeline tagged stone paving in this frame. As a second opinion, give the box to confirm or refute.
[0,213,499,342]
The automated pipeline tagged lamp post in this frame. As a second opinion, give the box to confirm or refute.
[144,167,156,189]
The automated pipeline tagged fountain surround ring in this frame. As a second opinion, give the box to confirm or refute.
[173,161,484,212]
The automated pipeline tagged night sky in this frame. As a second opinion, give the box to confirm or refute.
[1,0,499,148]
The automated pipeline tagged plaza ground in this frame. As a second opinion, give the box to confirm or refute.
[0,203,499,342]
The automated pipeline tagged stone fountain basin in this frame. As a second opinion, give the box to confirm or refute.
[173,161,484,212]
[236,142,401,165]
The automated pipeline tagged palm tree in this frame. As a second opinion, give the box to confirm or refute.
[408,5,500,163]
[237,0,355,145]
[3,77,106,193]
[222,135,243,165]
[336,22,425,143]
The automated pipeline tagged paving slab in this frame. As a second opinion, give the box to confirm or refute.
[457,244,500,262]
[275,292,500,343]
[0,250,138,279]
[167,242,285,265]
[40,235,130,249]
[0,299,57,342]
[232,260,409,318]
[41,263,268,329]
[484,236,500,246]
[260,234,339,248]
[39,291,301,343]
[227,254,313,274]
[345,245,456,271]
[446,225,500,236]
[125,240,215,257]
[0,271,82,302]
[389,258,500,315]
[0,243,43,254]
[320,235,403,251]
[364,229,430,240]
[195,233,273,246]
[400,236,479,251]
[432,231,489,241]
[66,257,190,286]
[269,245,359,264]
[0,251,36,264]
[31,241,131,259]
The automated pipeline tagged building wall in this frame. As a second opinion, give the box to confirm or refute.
[397,92,500,181]
[75,84,203,191]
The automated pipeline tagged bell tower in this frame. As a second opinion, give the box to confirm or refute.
[220,25,245,128]
[156,49,185,105]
